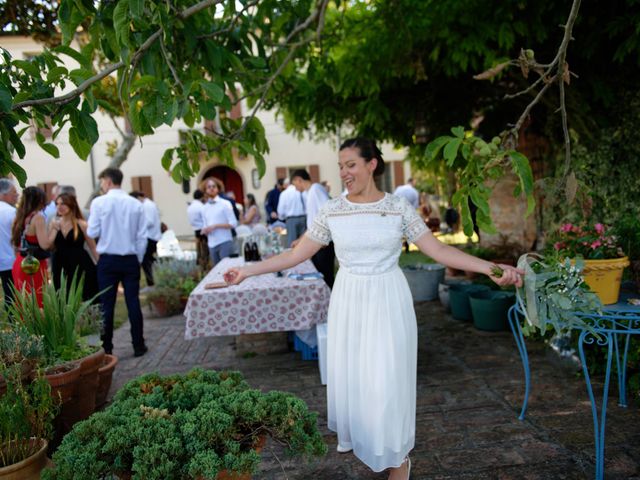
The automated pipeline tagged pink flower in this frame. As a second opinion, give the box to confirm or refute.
[594,223,605,234]
[591,240,602,249]
[561,223,573,233]
[554,242,564,250]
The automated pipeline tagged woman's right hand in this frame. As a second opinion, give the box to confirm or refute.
[223,267,247,285]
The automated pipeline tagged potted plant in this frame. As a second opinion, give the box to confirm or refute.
[551,222,629,304]
[146,258,202,317]
[0,334,57,480]
[7,274,106,436]
[43,368,327,480]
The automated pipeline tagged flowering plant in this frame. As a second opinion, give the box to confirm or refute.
[552,223,625,260]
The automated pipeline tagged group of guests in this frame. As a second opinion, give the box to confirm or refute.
[0,180,99,308]
[186,170,336,289]
[0,168,163,358]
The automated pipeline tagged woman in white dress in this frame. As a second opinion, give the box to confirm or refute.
[224,138,523,479]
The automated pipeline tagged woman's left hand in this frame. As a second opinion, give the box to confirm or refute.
[488,264,524,288]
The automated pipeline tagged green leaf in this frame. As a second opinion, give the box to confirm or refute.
[254,154,266,178]
[164,99,178,125]
[46,66,69,84]
[509,150,536,215]
[451,126,465,138]
[443,138,462,166]
[130,75,156,91]
[130,0,144,19]
[39,142,61,158]
[12,59,40,77]
[0,85,12,112]
[200,81,225,103]
[5,158,27,186]
[459,196,474,237]
[69,68,93,86]
[54,45,92,70]
[425,136,449,161]
[113,0,131,50]
[161,149,174,171]
[171,166,183,183]
[69,127,92,159]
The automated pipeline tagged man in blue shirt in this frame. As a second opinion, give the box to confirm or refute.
[0,178,18,310]
[265,178,286,225]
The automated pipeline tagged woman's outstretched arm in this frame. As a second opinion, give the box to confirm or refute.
[224,234,323,285]
[413,232,523,287]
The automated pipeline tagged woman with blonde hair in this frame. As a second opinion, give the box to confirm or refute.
[50,193,99,302]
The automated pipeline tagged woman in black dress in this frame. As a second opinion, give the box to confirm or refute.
[50,193,99,302]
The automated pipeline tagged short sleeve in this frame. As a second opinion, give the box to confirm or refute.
[401,198,429,243]
[306,204,332,245]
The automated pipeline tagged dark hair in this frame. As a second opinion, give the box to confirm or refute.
[339,137,385,177]
[129,191,145,200]
[290,169,311,182]
[276,178,285,187]
[193,189,204,200]
[246,193,256,206]
[98,167,123,185]
[11,186,46,247]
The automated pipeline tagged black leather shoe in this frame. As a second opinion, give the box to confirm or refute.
[133,345,148,357]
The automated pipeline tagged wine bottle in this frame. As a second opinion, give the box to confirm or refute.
[243,239,252,262]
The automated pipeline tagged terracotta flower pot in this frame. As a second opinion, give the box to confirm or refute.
[95,354,119,410]
[0,438,48,480]
[65,348,105,425]
[45,362,81,405]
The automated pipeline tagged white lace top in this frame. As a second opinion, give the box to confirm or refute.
[307,193,430,275]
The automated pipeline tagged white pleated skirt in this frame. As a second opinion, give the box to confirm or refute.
[327,266,417,472]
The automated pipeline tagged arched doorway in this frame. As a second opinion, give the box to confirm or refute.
[202,165,244,204]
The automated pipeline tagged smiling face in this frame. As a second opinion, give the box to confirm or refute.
[338,147,377,195]
[55,198,71,217]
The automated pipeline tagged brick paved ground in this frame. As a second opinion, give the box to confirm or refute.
[110,300,640,480]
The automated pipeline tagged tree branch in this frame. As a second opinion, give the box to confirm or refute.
[197,0,260,39]
[12,0,223,111]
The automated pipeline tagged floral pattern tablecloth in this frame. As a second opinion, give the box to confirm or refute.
[184,257,331,339]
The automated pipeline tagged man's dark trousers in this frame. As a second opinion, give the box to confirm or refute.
[141,239,157,286]
[97,254,144,352]
[0,269,13,310]
[311,242,335,289]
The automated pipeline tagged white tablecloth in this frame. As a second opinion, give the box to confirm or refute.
[184,257,331,339]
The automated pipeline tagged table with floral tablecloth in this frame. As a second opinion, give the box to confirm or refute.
[184,257,331,339]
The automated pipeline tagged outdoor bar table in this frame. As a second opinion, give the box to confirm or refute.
[508,293,640,480]
[184,257,331,339]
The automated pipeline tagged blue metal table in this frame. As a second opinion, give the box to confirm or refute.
[508,293,640,479]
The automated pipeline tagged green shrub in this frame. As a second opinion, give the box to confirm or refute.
[43,368,327,479]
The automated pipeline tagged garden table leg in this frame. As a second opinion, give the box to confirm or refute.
[577,329,614,480]
[508,305,530,420]
[612,332,631,407]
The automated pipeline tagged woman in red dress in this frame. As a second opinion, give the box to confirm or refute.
[11,186,57,306]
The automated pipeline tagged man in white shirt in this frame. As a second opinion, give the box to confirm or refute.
[187,189,209,269]
[291,169,335,288]
[200,179,238,265]
[87,168,148,357]
[130,191,162,287]
[277,183,307,247]
[393,178,419,209]
[0,178,18,309]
